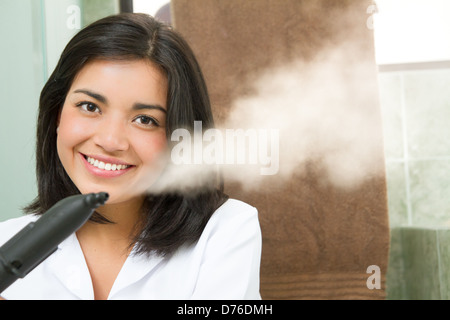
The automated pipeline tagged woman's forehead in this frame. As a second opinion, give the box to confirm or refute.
[69,59,168,109]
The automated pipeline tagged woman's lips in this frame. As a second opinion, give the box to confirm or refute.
[80,153,134,178]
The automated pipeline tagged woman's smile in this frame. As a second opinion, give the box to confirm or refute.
[80,153,134,178]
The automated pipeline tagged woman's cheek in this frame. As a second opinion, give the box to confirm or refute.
[59,111,93,142]
[134,131,168,166]
[57,111,93,161]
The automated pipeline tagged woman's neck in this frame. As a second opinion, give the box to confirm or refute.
[76,196,144,250]
[74,196,146,300]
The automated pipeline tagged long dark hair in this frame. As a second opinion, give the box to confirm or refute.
[25,13,228,257]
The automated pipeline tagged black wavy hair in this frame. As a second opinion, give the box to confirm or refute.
[24,13,228,257]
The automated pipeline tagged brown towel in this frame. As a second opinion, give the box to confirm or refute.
[172,0,389,299]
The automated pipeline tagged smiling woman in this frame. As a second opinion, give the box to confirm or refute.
[57,59,168,204]
[0,13,262,300]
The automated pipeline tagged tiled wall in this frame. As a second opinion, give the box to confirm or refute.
[388,227,450,299]
[378,67,450,299]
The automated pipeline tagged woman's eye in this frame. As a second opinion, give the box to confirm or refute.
[134,115,159,127]
[77,102,100,113]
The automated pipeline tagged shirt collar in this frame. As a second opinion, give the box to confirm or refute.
[48,233,94,299]
[108,249,165,299]
[48,233,165,300]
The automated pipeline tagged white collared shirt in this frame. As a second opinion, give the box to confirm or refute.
[0,199,262,300]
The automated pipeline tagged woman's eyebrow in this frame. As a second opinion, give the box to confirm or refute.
[73,89,108,104]
[133,103,167,114]
[73,89,166,114]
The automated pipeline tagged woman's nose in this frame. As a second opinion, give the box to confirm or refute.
[93,118,129,152]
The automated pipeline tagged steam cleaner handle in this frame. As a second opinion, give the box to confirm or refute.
[0,192,109,293]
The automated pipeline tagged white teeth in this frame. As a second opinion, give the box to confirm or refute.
[86,156,130,171]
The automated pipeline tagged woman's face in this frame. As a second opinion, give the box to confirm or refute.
[57,59,168,206]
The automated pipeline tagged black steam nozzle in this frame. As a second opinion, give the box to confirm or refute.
[0,192,109,293]
[85,192,109,207]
